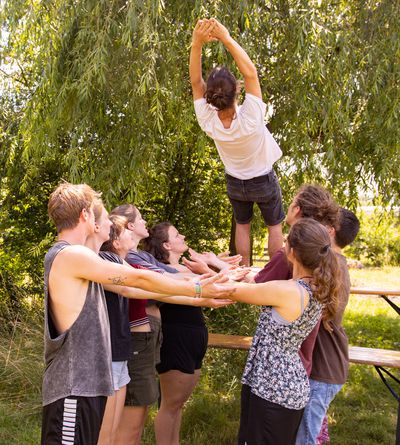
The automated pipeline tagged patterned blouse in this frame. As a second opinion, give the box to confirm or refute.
[242,280,322,410]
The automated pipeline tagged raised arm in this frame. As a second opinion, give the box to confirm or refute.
[210,19,262,98]
[189,19,216,100]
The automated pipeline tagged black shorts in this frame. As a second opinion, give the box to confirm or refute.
[41,395,107,445]
[156,323,208,375]
[238,385,303,445]
[225,170,285,226]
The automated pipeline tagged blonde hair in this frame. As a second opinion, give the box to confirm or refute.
[48,182,102,233]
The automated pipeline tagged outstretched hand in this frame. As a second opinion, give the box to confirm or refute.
[182,256,213,275]
[217,251,243,266]
[199,272,236,299]
[192,19,217,45]
[188,248,217,264]
[221,266,251,281]
[201,298,236,309]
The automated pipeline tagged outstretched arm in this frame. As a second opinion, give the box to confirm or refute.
[210,19,261,98]
[190,19,216,100]
[113,285,235,309]
[54,245,235,299]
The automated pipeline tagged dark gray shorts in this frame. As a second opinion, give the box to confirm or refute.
[125,315,162,407]
[225,170,285,226]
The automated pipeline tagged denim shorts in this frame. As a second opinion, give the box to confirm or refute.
[225,170,285,226]
[111,360,130,391]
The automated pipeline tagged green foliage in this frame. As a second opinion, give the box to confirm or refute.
[345,208,400,266]
[1,0,400,313]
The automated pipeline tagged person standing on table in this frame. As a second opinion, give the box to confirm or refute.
[190,18,284,266]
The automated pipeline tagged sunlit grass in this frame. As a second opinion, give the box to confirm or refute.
[0,267,399,444]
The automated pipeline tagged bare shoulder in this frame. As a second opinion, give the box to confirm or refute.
[51,244,102,275]
[256,280,300,306]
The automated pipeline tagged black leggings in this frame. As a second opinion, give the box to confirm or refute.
[238,384,304,445]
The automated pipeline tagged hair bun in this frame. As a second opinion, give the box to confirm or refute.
[212,92,224,100]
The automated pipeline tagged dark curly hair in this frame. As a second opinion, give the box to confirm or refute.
[204,66,237,110]
[142,222,173,264]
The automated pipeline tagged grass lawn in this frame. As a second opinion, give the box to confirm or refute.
[0,267,399,444]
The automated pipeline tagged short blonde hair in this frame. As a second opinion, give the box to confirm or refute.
[48,182,102,233]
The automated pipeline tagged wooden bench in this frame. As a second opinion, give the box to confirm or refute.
[208,333,400,443]
[350,287,400,316]
[208,333,400,368]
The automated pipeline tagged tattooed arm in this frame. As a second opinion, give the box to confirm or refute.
[53,244,235,299]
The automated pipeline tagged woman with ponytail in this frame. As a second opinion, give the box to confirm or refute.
[190,18,284,266]
[209,218,343,445]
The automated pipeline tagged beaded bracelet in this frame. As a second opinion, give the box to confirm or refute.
[194,281,202,298]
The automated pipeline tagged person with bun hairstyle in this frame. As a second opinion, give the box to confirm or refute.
[190,18,284,266]
[209,218,343,445]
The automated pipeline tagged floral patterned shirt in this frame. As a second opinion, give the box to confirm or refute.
[242,280,322,410]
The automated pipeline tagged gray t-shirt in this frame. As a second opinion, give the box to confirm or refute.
[42,241,113,406]
[126,250,178,273]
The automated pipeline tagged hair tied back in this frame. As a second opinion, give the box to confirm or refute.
[320,244,331,255]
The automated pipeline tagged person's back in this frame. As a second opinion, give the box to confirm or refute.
[43,242,113,406]
[242,279,321,410]
[42,184,113,445]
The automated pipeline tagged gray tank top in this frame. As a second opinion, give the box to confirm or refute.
[42,241,113,406]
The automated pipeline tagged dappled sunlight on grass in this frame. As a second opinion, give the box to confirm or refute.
[1,268,399,443]
[330,365,397,445]
[350,266,400,289]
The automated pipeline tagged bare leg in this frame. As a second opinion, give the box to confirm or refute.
[267,223,283,258]
[115,405,149,445]
[98,391,118,445]
[235,222,251,266]
[154,370,201,445]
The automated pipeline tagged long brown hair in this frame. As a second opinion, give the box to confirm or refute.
[287,218,342,332]
[142,222,173,264]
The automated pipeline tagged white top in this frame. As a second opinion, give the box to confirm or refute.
[194,93,282,180]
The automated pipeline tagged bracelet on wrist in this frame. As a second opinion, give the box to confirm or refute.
[194,281,202,298]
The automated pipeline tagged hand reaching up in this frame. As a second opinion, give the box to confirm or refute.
[192,19,217,46]
[209,18,230,43]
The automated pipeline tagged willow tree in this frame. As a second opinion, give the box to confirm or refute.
[1,0,399,290]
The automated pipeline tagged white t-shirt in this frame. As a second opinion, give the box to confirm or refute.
[194,93,282,180]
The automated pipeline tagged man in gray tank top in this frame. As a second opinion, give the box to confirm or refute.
[41,182,235,445]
